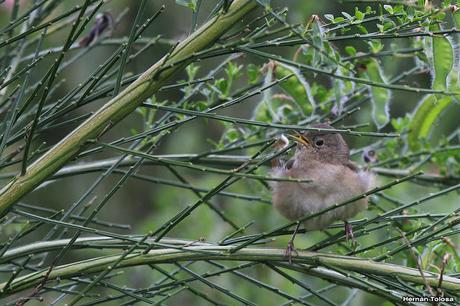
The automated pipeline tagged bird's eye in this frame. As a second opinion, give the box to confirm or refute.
[315,138,324,147]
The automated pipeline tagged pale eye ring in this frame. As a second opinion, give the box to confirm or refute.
[315,138,324,147]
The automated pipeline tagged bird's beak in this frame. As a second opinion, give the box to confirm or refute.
[287,132,311,148]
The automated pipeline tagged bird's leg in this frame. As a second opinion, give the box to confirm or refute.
[285,222,301,264]
[344,221,356,244]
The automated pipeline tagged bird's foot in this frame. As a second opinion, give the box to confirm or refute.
[344,221,356,245]
[284,239,298,264]
[284,222,301,264]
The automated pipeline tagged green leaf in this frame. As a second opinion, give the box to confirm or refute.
[345,45,356,56]
[356,24,368,34]
[393,5,404,14]
[354,8,364,21]
[176,0,198,12]
[272,61,315,114]
[453,5,460,27]
[391,115,410,132]
[368,40,383,53]
[186,63,199,81]
[383,5,394,15]
[430,24,453,91]
[364,58,391,129]
[383,20,395,31]
[452,6,460,88]
[225,61,242,79]
[342,11,353,20]
[408,20,456,150]
[324,14,334,22]
[253,62,276,122]
[225,128,239,142]
[408,94,452,151]
[247,64,261,84]
[213,78,228,97]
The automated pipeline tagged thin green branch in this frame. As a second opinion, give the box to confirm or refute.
[144,103,399,137]
[0,0,259,216]
[2,246,459,296]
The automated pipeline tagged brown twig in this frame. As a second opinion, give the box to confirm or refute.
[15,264,54,306]
[397,229,435,297]
[436,253,451,299]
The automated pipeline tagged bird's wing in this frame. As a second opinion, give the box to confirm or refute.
[343,160,360,172]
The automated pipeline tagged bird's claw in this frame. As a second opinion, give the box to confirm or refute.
[284,240,298,264]
[344,221,356,246]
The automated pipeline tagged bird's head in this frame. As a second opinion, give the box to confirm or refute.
[289,123,350,164]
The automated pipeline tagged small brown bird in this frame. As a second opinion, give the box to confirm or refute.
[270,123,375,261]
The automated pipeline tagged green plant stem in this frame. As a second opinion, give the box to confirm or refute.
[144,103,399,137]
[0,0,258,216]
[1,245,459,296]
[2,155,451,186]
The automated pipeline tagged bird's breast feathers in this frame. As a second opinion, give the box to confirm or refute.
[271,160,375,230]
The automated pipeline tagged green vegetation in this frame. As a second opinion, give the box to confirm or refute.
[0,0,459,305]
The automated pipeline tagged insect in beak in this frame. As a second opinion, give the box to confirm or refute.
[287,131,311,148]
